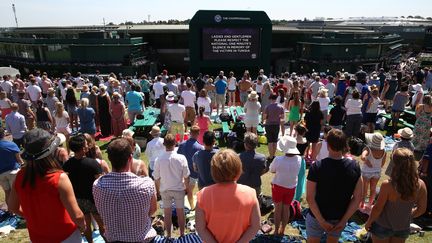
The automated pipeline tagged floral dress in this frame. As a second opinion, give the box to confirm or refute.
[413,105,432,152]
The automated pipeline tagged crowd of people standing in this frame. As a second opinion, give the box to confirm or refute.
[0,63,431,242]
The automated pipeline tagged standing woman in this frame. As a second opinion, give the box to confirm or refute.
[412,95,432,152]
[228,71,237,106]
[65,86,78,132]
[304,101,324,162]
[204,78,216,111]
[197,89,212,116]
[54,102,71,146]
[97,85,112,137]
[7,129,86,242]
[109,92,127,137]
[345,90,363,138]
[288,91,302,136]
[195,107,212,145]
[244,91,261,134]
[35,100,54,132]
[365,148,427,242]
[261,81,272,111]
[76,98,96,137]
[88,86,99,132]
[196,149,260,243]
[84,133,110,174]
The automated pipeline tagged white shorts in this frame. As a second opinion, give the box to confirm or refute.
[244,117,259,128]
[0,169,19,191]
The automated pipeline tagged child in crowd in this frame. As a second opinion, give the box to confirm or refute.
[312,125,332,162]
[270,136,302,235]
[391,84,409,133]
[385,127,414,176]
[328,95,346,130]
[195,107,212,145]
[318,89,330,124]
[364,88,381,133]
[288,91,302,136]
[360,132,387,210]
[0,91,12,123]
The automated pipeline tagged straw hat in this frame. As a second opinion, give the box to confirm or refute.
[149,126,161,136]
[248,91,258,100]
[277,136,300,154]
[365,133,385,150]
[398,128,413,140]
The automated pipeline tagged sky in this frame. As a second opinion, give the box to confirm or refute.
[0,0,431,27]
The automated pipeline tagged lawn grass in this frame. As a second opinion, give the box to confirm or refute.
[1,123,431,242]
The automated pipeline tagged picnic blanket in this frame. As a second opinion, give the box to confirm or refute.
[0,210,21,237]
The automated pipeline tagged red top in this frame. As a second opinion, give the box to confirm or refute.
[15,169,77,243]
[273,84,288,94]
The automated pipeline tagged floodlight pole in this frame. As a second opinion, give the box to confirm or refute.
[12,4,19,27]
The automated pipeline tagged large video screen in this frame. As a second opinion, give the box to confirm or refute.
[201,27,261,60]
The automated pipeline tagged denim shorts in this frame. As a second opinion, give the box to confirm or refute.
[370,222,410,239]
[306,213,343,239]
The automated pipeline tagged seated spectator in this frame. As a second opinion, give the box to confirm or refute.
[63,134,105,242]
[144,126,165,179]
[306,129,362,242]
[196,149,261,243]
[8,129,86,242]
[366,148,427,242]
[270,136,302,235]
[153,134,190,237]
[238,132,266,196]
[193,131,218,190]
[93,138,157,243]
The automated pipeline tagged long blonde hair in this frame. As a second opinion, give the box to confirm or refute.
[55,102,65,118]
[391,148,419,200]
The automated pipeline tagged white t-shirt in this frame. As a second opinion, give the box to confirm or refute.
[145,137,165,170]
[346,99,362,115]
[54,111,69,128]
[0,81,13,94]
[310,81,324,100]
[244,100,261,117]
[181,90,196,107]
[167,103,186,123]
[318,97,330,111]
[228,77,237,90]
[153,151,190,192]
[27,84,42,101]
[269,155,302,188]
[325,82,336,98]
[153,82,166,99]
[255,83,263,93]
[0,99,11,109]
[197,97,211,113]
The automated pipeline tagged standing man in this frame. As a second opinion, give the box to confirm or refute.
[153,75,166,108]
[167,96,186,142]
[177,126,203,210]
[238,132,266,197]
[1,75,13,99]
[306,129,362,243]
[262,94,285,162]
[238,74,252,105]
[214,74,227,116]
[63,134,105,242]
[181,82,196,132]
[166,75,179,96]
[145,126,165,179]
[5,103,26,148]
[194,73,206,98]
[0,127,22,207]
[125,84,144,125]
[26,78,42,107]
[93,138,157,243]
[193,131,217,190]
[140,74,151,107]
[153,134,190,237]
[17,90,35,130]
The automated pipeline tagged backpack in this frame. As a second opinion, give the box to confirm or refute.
[232,122,246,139]
[219,112,231,123]
[289,200,303,222]
[258,195,274,216]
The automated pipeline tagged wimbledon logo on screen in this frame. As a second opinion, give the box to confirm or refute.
[214,15,222,23]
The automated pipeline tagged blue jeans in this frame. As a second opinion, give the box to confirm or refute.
[306,213,343,239]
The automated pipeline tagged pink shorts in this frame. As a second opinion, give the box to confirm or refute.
[272,183,295,205]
